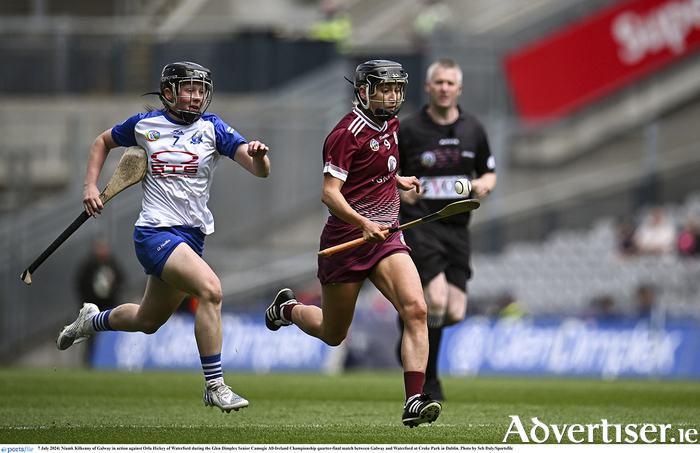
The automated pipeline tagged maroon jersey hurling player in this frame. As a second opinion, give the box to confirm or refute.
[265,60,442,428]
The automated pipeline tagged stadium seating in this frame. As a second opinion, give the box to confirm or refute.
[469,192,700,320]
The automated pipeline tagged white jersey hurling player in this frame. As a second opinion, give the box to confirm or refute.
[111,110,247,235]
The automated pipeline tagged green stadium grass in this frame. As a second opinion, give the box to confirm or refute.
[1,367,699,444]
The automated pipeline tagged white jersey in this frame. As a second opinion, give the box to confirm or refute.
[111,110,246,235]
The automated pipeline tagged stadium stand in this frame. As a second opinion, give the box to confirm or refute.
[470,192,700,320]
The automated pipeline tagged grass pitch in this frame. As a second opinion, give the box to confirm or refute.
[1,367,699,445]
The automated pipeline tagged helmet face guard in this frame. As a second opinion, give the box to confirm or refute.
[159,61,213,124]
[353,60,408,121]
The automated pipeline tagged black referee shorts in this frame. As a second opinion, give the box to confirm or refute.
[402,221,471,290]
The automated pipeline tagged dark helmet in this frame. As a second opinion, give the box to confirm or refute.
[352,60,408,121]
[159,61,213,124]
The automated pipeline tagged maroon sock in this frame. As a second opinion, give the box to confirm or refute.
[282,303,297,323]
[404,371,425,401]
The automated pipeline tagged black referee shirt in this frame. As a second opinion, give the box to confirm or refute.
[398,106,495,225]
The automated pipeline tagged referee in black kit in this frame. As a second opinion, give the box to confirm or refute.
[397,59,497,400]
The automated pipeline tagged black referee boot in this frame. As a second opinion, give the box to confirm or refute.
[424,326,445,400]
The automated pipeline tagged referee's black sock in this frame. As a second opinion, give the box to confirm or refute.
[395,316,404,367]
[424,313,446,399]
[426,325,443,381]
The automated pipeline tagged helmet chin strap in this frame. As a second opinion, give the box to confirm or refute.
[168,108,198,124]
[373,107,396,121]
[361,104,397,124]
[167,90,202,123]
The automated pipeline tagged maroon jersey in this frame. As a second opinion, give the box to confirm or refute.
[322,106,401,228]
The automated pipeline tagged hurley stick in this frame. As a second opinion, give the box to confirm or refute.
[20,146,148,285]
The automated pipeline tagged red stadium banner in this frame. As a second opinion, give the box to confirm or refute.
[504,0,700,124]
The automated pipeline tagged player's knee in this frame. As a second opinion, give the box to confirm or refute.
[140,319,166,335]
[321,330,348,347]
[324,337,345,347]
[401,297,428,324]
[197,278,223,306]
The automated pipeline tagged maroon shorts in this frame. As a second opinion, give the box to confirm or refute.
[317,220,411,285]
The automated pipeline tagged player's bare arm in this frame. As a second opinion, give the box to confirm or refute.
[84,129,118,217]
[321,174,386,243]
[471,172,497,199]
[397,176,421,205]
[234,141,270,178]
